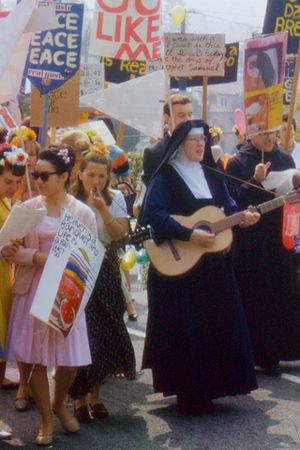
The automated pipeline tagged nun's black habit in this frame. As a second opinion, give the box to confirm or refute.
[139,121,257,408]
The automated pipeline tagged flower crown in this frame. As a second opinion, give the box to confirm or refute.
[10,127,37,147]
[209,126,223,136]
[0,147,28,167]
[57,147,71,165]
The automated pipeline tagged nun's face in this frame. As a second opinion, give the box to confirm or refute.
[183,133,207,162]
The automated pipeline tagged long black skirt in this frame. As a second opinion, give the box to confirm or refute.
[70,249,136,399]
[142,252,257,400]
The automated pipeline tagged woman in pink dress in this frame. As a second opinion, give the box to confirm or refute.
[5,146,97,446]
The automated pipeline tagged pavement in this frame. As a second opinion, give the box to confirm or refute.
[2,268,300,449]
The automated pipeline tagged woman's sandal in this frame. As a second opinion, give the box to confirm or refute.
[89,403,109,419]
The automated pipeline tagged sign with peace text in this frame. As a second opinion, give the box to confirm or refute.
[170,42,239,88]
[90,0,162,61]
[263,0,300,54]
[25,2,84,94]
[30,211,105,337]
[164,33,225,77]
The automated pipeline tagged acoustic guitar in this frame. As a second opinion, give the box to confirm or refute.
[144,190,300,277]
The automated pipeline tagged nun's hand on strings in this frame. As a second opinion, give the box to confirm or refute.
[239,207,261,228]
[88,189,106,212]
[0,238,21,260]
[254,161,271,183]
[190,229,216,247]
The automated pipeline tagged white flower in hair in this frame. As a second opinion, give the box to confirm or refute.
[57,148,71,164]
[0,147,28,166]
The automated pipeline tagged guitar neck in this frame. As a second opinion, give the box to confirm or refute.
[212,196,286,234]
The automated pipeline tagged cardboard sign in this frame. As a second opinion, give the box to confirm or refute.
[30,211,105,337]
[164,33,225,77]
[26,2,84,94]
[90,0,162,61]
[263,0,300,54]
[243,33,287,136]
[80,63,104,97]
[170,42,239,88]
[31,70,80,127]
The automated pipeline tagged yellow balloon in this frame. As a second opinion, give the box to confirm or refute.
[120,248,136,271]
[171,5,185,27]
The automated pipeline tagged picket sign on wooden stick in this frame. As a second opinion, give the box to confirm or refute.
[283,41,300,151]
[41,93,49,149]
[202,76,208,122]
[50,127,56,145]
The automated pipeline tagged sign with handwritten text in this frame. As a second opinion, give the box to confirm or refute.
[31,70,80,127]
[30,211,104,336]
[90,0,162,61]
[164,33,225,77]
[80,63,104,97]
[26,2,84,94]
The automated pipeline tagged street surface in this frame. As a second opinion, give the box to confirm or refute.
[1,268,300,449]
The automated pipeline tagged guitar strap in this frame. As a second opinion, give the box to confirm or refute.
[202,164,280,197]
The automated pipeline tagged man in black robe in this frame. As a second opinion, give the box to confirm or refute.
[142,93,193,186]
[226,130,300,376]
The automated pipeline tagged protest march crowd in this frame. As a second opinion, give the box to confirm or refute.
[2,0,300,447]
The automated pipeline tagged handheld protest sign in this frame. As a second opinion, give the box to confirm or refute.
[26,2,84,95]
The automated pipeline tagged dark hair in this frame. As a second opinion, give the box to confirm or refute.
[38,145,75,188]
[0,147,26,177]
[163,93,192,116]
[256,52,276,88]
[282,113,297,131]
[71,152,112,205]
[0,128,8,144]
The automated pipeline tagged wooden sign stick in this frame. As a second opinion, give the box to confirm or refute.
[202,76,208,122]
[283,40,300,151]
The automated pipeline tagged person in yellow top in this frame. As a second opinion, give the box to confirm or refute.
[0,146,27,389]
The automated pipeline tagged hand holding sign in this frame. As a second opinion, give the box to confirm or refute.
[254,161,271,183]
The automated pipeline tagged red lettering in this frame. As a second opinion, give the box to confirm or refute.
[96,12,112,41]
[136,0,161,15]
[125,16,143,42]
[115,43,151,60]
[152,40,161,59]
[146,14,160,42]
[97,0,128,13]
[114,15,122,42]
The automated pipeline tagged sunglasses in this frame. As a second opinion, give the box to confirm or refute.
[32,171,59,182]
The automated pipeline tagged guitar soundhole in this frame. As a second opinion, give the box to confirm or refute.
[194,221,212,233]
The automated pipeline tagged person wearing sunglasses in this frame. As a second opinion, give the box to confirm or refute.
[5,146,97,446]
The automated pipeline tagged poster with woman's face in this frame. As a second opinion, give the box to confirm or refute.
[243,33,287,136]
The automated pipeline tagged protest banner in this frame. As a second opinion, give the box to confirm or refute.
[30,211,105,337]
[263,0,300,54]
[80,63,104,97]
[26,2,84,95]
[90,0,162,61]
[164,33,225,77]
[170,42,239,89]
[243,33,287,136]
[80,69,165,138]
[30,70,80,127]
[102,57,162,83]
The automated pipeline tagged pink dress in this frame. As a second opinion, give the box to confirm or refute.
[6,214,92,367]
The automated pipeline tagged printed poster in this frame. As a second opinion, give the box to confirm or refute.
[30,211,105,337]
[26,2,84,94]
[90,0,162,61]
[243,33,287,136]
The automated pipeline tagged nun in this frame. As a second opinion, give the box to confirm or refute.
[139,120,259,414]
